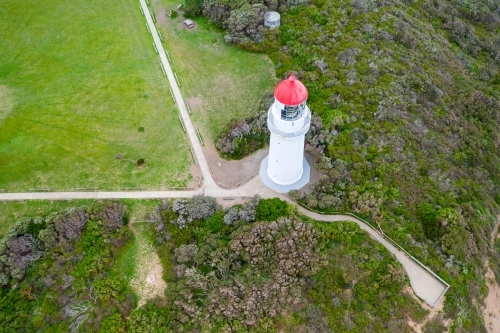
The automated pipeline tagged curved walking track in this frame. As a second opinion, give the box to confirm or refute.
[0,0,449,308]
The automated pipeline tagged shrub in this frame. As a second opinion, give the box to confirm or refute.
[215,94,273,160]
[136,158,145,166]
[417,203,439,240]
[99,312,127,333]
[255,198,289,221]
[183,0,202,17]
[223,195,259,224]
[172,195,219,228]
[94,277,126,302]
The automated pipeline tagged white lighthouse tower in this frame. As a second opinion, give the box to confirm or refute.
[259,74,311,193]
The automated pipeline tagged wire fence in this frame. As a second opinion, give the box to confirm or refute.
[294,200,450,305]
[74,187,100,192]
[208,162,217,181]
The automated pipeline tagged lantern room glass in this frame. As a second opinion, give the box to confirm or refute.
[280,102,306,121]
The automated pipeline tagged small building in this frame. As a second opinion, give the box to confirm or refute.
[264,11,280,29]
[183,19,194,28]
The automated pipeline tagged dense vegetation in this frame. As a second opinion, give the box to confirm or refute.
[1,197,431,332]
[149,195,427,332]
[196,0,500,331]
[0,202,135,332]
[215,95,271,159]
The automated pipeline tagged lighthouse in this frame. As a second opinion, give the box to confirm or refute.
[259,74,311,193]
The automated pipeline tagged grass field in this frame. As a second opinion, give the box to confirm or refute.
[152,0,276,141]
[0,0,192,191]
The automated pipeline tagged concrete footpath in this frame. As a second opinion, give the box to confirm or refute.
[0,186,450,307]
[0,0,449,309]
[298,209,449,308]
[139,0,217,191]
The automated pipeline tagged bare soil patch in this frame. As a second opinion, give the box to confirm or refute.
[129,223,167,308]
[483,265,500,333]
[204,144,323,191]
[187,163,203,188]
[482,215,500,333]
[404,286,450,333]
[203,146,267,188]
[187,97,203,108]
[155,7,167,26]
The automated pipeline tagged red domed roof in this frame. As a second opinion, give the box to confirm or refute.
[274,75,308,105]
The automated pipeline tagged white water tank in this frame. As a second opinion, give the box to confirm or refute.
[264,11,281,29]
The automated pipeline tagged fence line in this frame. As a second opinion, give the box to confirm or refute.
[152,42,158,54]
[218,182,229,189]
[160,62,166,76]
[184,99,192,113]
[178,116,186,132]
[74,187,99,192]
[139,5,144,15]
[165,50,172,62]
[145,23,151,34]
[196,128,204,146]
[122,187,146,191]
[169,87,175,101]
[235,173,255,187]
[29,188,52,192]
[174,73,181,86]
[158,31,164,41]
[208,162,217,180]
[190,147,197,165]
[294,200,450,305]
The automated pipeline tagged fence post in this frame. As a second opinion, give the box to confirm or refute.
[169,87,175,102]
[178,116,186,132]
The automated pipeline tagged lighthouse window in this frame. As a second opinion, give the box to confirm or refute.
[280,103,305,121]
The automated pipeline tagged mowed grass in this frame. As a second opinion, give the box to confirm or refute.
[153,0,276,141]
[0,0,192,191]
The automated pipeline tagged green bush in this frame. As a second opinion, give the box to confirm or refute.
[417,203,439,240]
[99,312,127,333]
[183,0,202,17]
[255,198,289,221]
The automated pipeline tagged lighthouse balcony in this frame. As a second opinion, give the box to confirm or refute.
[267,108,310,138]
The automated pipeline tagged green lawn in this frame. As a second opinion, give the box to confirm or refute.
[153,0,276,141]
[0,0,192,191]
